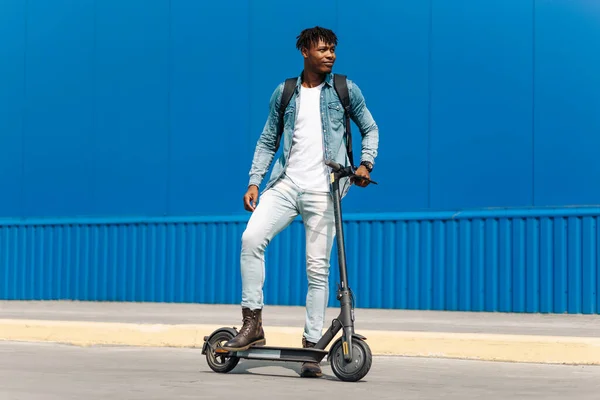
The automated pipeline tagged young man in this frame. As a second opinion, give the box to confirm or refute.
[222,26,379,378]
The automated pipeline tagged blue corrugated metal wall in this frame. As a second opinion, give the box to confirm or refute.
[2,208,599,314]
[1,0,599,313]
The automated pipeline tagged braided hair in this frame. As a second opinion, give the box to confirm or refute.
[296,26,338,51]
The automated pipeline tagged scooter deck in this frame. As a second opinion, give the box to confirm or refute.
[216,345,329,363]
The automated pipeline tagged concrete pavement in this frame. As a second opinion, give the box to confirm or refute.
[2,341,600,399]
[1,300,599,364]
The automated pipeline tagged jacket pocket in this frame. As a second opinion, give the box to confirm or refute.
[327,101,344,119]
[327,101,345,133]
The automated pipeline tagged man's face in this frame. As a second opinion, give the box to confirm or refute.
[302,39,336,74]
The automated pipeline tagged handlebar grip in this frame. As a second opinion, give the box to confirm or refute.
[325,159,343,171]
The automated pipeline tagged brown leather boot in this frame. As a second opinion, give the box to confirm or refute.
[300,337,322,378]
[221,308,266,351]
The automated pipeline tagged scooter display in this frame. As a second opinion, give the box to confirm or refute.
[201,160,377,382]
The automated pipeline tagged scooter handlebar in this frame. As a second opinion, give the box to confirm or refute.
[325,159,378,185]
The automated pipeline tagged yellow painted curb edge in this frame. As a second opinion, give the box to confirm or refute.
[1,319,599,365]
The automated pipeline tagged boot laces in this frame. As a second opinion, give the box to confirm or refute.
[240,314,255,335]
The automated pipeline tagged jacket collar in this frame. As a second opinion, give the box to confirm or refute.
[296,71,334,90]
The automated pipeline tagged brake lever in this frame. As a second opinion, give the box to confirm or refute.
[353,175,378,185]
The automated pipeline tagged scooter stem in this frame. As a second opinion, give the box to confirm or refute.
[330,169,355,362]
[331,179,349,291]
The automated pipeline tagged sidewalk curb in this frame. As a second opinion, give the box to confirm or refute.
[1,318,599,365]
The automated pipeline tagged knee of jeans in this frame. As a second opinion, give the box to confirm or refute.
[241,229,268,254]
[306,260,330,286]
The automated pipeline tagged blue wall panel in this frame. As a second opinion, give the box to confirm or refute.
[169,0,251,216]
[430,0,534,209]
[533,1,600,207]
[94,0,170,216]
[23,0,95,217]
[1,208,598,314]
[0,0,25,217]
[337,1,430,212]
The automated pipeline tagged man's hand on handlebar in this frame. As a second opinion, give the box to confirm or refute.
[353,165,371,187]
[243,185,259,212]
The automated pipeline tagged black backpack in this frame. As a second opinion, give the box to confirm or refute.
[274,74,355,167]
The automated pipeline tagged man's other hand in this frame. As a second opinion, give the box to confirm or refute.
[243,185,259,212]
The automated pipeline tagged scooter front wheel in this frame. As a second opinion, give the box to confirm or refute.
[329,337,372,382]
[205,329,240,373]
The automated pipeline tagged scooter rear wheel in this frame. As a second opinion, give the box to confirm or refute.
[205,330,240,373]
[329,337,372,382]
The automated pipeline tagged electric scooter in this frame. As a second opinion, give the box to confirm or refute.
[201,160,377,382]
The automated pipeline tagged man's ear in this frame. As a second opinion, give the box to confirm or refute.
[301,46,309,58]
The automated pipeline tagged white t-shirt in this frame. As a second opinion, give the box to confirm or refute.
[285,82,330,192]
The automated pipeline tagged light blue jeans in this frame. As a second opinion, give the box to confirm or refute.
[240,174,335,344]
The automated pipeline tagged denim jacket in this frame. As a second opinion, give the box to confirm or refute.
[248,72,379,198]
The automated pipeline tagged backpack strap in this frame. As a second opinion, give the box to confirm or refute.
[333,74,354,168]
[274,78,297,152]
